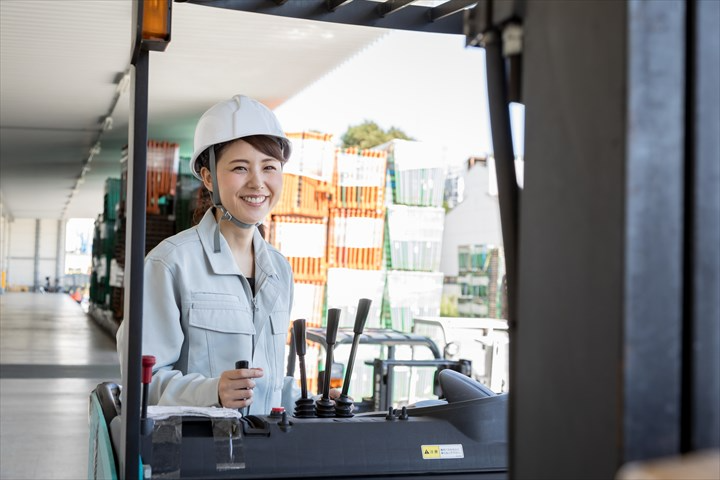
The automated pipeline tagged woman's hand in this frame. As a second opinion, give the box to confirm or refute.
[329,388,343,401]
[218,367,264,409]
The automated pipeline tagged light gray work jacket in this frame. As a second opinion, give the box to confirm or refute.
[117,209,295,414]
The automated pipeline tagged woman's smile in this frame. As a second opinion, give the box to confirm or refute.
[241,195,268,206]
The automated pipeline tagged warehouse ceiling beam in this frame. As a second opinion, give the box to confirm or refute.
[186,0,465,35]
[429,0,477,22]
[377,0,415,18]
[326,0,355,12]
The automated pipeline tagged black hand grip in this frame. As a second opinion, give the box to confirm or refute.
[325,308,341,346]
[234,360,251,416]
[353,298,372,334]
[320,309,341,401]
[293,319,306,357]
[340,298,372,398]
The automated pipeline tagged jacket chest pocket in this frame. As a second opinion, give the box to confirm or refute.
[188,300,254,378]
[269,310,290,390]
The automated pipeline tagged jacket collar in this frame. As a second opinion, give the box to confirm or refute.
[197,209,277,280]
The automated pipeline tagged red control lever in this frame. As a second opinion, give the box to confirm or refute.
[142,355,156,384]
[141,355,156,431]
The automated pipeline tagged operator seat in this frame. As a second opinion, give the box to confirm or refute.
[439,368,496,403]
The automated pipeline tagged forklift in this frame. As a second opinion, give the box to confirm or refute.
[93,0,720,479]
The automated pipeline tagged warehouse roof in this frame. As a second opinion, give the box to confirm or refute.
[0,1,388,219]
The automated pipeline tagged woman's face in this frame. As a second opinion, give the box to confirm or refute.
[201,139,283,225]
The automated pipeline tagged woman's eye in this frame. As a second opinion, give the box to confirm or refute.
[232,166,247,172]
[264,165,278,171]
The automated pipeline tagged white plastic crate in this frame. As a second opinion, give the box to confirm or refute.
[377,139,448,207]
[385,271,443,332]
[284,134,336,182]
[326,268,385,329]
[387,205,445,272]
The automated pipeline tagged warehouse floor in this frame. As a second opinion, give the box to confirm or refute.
[0,292,120,479]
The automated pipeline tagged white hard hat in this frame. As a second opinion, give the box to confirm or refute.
[189,95,291,180]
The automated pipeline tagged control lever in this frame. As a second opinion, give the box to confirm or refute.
[316,308,340,417]
[235,360,249,416]
[141,355,156,435]
[335,298,371,417]
[292,319,315,418]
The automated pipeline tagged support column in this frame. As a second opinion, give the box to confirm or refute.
[514,1,689,477]
[33,219,40,291]
[119,47,149,480]
[55,219,64,290]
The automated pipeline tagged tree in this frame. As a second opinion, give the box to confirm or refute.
[341,120,413,149]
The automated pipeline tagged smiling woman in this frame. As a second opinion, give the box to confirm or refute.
[193,135,286,239]
[115,95,308,415]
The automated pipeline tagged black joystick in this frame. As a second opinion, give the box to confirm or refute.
[292,319,316,418]
[335,298,372,417]
[141,355,156,435]
[235,360,249,416]
[316,308,340,418]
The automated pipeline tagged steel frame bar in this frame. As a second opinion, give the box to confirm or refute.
[186,0,465,35]
[377,0,415,18]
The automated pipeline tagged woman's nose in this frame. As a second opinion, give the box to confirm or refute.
[246,169,263,189]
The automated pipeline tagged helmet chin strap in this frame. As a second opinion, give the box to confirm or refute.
[209,146,261,253]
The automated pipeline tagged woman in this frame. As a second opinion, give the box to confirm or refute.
[117,95,296,414]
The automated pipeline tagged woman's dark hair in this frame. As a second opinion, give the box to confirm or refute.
[191,135,285,237]
[193,135,285,178]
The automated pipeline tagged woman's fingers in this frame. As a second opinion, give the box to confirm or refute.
[227,387,254,407]
[329,388,345,400]
[218,368,263,408]
[225,368,264,380]
[226,378,256,390]
[219,383,253,408]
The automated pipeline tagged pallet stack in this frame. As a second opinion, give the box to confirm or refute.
[325,147,388,328]
[268,215,327,283]
[268,132,335,327]
[377,139,448,333]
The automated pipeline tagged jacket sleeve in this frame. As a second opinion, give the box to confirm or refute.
[139,255,219,407]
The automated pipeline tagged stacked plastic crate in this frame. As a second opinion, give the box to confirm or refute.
[268,132,334,327]
[378,139,447,333]
[325,147,387,329]
[87,178,124,333]
[457,245,506,318]
[89,178,121,312]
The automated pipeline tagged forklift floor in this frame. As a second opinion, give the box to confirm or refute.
[0,292,120,480]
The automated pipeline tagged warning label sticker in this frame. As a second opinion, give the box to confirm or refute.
[421,444,464,460]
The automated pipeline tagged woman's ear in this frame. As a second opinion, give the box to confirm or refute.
[200,166,214,193]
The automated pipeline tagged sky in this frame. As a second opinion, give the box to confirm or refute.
[275,29,494,167]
